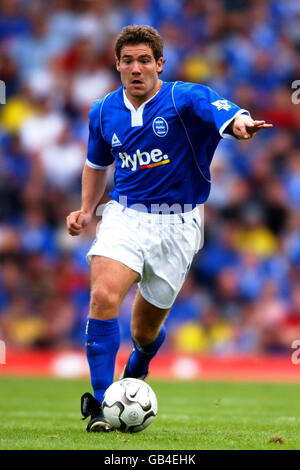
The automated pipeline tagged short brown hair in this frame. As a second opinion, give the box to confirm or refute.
[115,25,164,62]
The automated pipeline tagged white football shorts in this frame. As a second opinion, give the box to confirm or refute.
[86,200,203,309]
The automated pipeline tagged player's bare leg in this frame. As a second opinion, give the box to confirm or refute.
[89,256,139,320]
[131,290,170,345]
[121,289,170,379]
[82,256,139,432]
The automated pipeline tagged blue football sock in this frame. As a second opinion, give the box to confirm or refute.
[86,317,120,404]
[128,325,166,377]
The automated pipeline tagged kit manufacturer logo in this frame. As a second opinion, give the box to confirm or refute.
[112,133,122,147]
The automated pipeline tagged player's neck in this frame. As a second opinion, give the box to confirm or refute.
[124,80,162,110]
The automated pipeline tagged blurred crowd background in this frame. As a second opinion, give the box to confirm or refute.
[0,0,300,356]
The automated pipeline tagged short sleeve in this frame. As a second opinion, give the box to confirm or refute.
[189,84,250,140]
[86,100,115,169]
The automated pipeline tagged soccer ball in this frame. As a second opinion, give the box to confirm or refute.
[102,378,158,433]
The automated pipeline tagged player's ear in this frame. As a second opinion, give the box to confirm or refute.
[115,57,120,72]
[156,57,163,74]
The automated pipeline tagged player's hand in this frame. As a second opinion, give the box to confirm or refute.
[66,210,93,236]
[233,115,273,139]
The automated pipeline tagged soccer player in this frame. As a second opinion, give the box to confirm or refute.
[66,25,272,432]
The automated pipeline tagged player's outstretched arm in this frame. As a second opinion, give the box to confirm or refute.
[66,164,109,236]
[231,114,273,140]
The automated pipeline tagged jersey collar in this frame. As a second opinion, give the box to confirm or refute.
[123,81,164,127]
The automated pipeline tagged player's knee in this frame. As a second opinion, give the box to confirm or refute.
[90,286,120,316]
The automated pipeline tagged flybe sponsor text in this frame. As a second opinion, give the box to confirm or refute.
[119,148,169,171]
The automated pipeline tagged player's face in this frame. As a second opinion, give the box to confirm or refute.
[116,44,163,105]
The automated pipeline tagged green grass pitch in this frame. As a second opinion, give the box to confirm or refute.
[0,377,299,450]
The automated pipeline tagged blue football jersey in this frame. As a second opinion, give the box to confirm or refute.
[86,81,249,212]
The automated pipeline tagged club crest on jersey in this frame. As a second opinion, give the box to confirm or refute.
[118,148,170,171]
[111,133,122,147]
[211,99,231,111]
[152,117,168,137]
